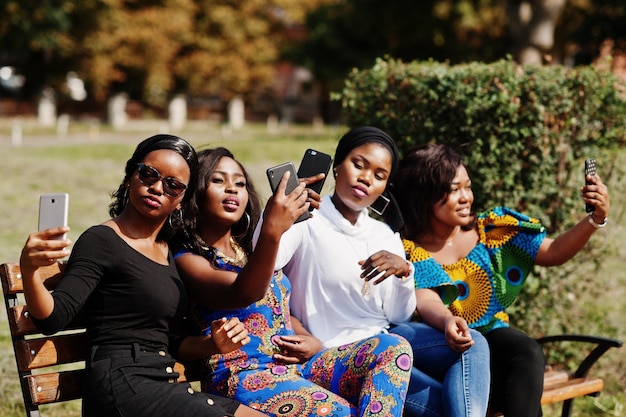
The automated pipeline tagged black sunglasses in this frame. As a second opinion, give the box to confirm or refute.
[136,163,187,197]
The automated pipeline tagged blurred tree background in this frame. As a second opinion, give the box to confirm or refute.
[1,0,624,122]
[1,1,625,416]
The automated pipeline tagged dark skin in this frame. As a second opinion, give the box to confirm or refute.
[272,171,411,364]
[176,168,326,366]
[272,316,324,364]
[266,172,327,364]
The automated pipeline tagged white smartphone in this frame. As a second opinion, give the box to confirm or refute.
[38,193,69,239]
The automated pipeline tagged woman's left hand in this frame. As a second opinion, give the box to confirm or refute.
[360,250,410,285]
[581,173,610,220]
[272,334,323,364]
[210,317,250,354]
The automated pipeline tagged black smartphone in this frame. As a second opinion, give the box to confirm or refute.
[584,158,596,213]
[266,162,309,223]
[297,149,333,196]
[38,193,69,239]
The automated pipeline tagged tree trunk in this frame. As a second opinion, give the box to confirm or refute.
[505,0,566,65]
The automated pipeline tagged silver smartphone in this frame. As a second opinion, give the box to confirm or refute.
[38,193,69,239]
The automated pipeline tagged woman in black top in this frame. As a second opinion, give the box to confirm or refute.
[19,134,265,417]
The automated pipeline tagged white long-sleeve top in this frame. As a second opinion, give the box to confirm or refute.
[254,195,416,348]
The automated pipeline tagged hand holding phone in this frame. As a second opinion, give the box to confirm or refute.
[38,193,69,239]
[266,162,309,223]
[584,158,596,213]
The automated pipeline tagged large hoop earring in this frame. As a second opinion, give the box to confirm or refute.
[233,212,251,239]
[121,184,130,209]
[168,208,184,229]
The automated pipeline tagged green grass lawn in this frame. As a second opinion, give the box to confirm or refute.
[0,120,623,416]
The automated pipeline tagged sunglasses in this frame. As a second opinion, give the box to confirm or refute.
[136,163,188,197]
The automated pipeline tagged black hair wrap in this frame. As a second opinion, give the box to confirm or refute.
[333,126,404,232]
[333,126,400,181]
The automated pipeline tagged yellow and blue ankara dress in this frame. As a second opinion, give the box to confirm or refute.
[404,206,547,335]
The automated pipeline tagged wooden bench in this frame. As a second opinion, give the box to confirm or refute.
[3,261,622,417]
[488,334,622,417]
[1,262,200,417]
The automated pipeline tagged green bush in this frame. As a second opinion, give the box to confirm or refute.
[336,57,626,363]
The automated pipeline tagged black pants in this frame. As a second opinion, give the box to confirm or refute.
[486,327,545,417]
[83,343,240,417]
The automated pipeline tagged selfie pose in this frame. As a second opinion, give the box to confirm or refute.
[19,135,264,417]
[173,147,413,417]
[257,127,490,417]
[392,143,610,417]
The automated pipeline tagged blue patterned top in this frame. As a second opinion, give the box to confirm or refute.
[175,245,301,397]
[404,207,546,334]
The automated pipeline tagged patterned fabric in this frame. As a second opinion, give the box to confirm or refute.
[187,248,412,417]
[405,207,546,334]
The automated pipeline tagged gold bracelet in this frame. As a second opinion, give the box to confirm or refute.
[588,213,608,229]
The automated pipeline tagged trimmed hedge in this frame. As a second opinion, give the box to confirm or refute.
[336,57,626,361]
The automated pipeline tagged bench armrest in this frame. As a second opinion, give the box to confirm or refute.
[536,334,623,378]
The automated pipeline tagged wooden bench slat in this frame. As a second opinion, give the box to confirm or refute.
[541,377,604,405]
[543,370,572,389]
[1,262,65,294]
[15,334,86,371]
[26,362,197,406]
[174,361,200,383]
[7,305,86,337]
[27,369,84,405]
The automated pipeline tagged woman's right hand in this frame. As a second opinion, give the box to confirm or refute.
[263,171,309,236]
[210,317,250,354]
[443,316,475,353]
[19,227,70,319]
[20,227,71,275]
[272,334,323,364]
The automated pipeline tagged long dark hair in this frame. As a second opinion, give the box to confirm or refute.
[178,147,261,256]
[391,143,468,241]
[108,134,198,241]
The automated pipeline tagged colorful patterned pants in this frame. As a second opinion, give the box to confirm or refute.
[228,333,412,417]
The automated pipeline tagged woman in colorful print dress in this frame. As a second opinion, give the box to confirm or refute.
[172,147,413,417]
[391,143,610,417]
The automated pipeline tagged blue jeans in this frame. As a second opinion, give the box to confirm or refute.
[389,322,490,417]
